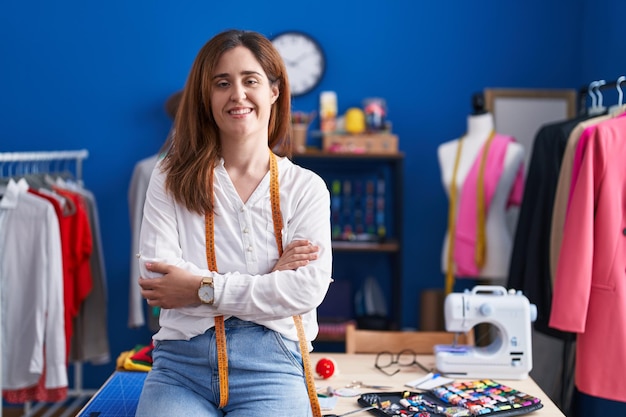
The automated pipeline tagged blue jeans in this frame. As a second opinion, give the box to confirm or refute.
[135,317,312,416]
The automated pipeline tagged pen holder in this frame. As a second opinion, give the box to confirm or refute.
[291,123,309,153]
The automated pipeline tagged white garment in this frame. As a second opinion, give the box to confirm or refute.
[438,113,524,280]
[139,156,333,344]
[128,154,159,328]
[0,179,67,389]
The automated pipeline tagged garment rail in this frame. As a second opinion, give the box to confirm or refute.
[0,149,88,184]
[578,77,626,115]
[0,149,95,417]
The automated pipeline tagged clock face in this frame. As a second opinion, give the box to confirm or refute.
[271,31,325,97]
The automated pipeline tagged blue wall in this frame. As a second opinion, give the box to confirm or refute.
[2,0,624,391]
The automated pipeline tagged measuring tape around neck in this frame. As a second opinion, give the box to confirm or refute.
[268,151,322,417]
[475,130,496,269]
[445,136,464,295]
[205,169,229,408]
[205,150,322,415]
[444,130,496,294]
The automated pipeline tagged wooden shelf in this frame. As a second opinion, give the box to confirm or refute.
[315,332,347,343]
[293,149,404,160]
[332,240,400,252]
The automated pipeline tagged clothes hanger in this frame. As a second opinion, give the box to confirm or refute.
[22,160,49,189]
[596,79,606,109]
[0,160,9,191]
[586,80,598,113]
[588,80,607,116]
[608,75,626,115]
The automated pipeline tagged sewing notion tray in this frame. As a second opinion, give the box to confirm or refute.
[357,379,543,417]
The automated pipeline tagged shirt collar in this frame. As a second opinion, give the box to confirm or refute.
[0,178,30,209]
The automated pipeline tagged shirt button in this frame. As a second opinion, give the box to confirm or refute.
[623,228,626,236]
[243,227,249,234]
[247,246,253,252]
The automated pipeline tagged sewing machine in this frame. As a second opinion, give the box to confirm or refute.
[435,285,537,379]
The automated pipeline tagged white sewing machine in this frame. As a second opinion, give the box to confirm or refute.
[435,285,537,379]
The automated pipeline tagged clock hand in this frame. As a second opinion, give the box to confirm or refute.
[285,53,312,67]
[293,52,309,62]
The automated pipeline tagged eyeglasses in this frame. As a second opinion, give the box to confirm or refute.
[374,349,431,376]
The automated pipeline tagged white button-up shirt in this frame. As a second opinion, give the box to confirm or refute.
[0,179,67,390]
[138,156,332,344]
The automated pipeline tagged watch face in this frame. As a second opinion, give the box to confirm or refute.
[198,284,214,304]
[271,31,325,97]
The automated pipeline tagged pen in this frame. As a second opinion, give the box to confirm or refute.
[323,405,377,417]
[405,372,441,389]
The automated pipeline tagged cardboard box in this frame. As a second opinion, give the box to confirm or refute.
[322,133,398,154]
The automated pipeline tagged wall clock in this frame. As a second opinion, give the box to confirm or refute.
[271,31,325,97]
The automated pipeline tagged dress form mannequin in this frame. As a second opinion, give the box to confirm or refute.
[438,112,525,284]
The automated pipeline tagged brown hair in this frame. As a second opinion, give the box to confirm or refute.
[160,29,292,214]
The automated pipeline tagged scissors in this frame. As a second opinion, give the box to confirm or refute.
[345,380,392,390]
[323,405,377,417]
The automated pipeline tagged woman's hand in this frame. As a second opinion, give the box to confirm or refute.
[139,262,201,309]
[272,240,319,271]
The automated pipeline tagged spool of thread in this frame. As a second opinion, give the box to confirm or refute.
[345,107,366,134]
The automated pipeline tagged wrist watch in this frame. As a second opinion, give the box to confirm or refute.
[198,276,215,305]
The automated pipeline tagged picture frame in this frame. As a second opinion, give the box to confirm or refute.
[483,88,577,169]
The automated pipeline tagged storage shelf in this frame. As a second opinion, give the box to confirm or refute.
[293,150,404,332]
[316,319,356,343]
[332,240,400,252]
[315,333,347,342]
[294,149,404,160]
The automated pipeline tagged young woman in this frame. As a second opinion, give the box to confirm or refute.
[134,29,332,416]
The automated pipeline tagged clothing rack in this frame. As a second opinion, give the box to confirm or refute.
[0,149,94,417]
[577,77,626,115]
[0,149,88,183]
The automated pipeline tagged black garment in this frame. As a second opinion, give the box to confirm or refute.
[573,388,626,417]
[507,115,590,340]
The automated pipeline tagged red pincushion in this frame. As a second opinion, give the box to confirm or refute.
[315,357,336,379]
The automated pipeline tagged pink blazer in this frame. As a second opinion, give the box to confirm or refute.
[568,112,626,211]
[549,115,626,402]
